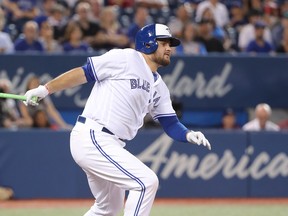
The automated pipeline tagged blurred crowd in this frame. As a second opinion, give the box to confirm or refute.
[2,74,287,131]
[0,0,288,55]
[0,77,72,130]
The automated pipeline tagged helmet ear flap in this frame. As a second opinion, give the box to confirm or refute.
[135,24,158,54]
[142,40,158,54]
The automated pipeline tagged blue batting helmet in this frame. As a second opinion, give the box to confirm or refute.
[135,23,180,54]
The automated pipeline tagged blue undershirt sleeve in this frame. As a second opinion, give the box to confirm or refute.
[158,115,189,142]
[82,61,96,82]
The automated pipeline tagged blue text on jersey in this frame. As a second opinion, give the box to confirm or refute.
[130,79,150,93]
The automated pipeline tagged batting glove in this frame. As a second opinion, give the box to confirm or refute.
[24,85,49,106]
[187,131,211,150]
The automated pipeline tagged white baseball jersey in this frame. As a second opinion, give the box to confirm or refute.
[82,48,176,140]
[242,119,280,131]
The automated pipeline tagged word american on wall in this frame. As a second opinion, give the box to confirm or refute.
[137,133,288,181]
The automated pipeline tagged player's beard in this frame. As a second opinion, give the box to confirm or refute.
[152,52,170,67]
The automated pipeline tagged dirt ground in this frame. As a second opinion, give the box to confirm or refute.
[1,198,287,208]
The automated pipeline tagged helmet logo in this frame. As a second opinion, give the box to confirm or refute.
[166,27,171,35]
[136,24,176,54]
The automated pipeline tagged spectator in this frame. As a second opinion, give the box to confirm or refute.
[14,20,44,52]
[279,0,288,15]
[245,20,274,53]
[271,11,288,49]
[276,27,288,52]
[126,5,150,48]
[135,0,168,9]
[199,7,226,43]
[39,18,62,53]
[47,3,69,41]
[194,18,225,52]
[221,108,239,129]
[62,21,91,53]
[92,6,129,51]
[63,0,79,10]
[174,21,207,55]
[195,0,229,28]
[0,7,14,54]
[18,76,72,129]
[32,109,58,129]
[248,0,263,11]
[88,0,103,22]
[221,0,243,10]
[278,118,288,129]
[0,79,25,129]
[227,1,247,51]
[229,2,247,28]
[38,0,58,17]
[106,0,134,8]
[54,0,71,18]
[0,186,13,200]
[263,0,280,29]
[72,1,102,47]
[167,4,193,39]
[242,103,280,131]
[184,0,202,16]
[2,0,40,35]
[238,9,273,51]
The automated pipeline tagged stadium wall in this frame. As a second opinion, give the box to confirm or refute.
[1,53,288,127]
[0,129,287,199]
[1,54,287,199]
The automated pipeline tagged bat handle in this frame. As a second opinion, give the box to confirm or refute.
[23,96,39,104]
[29,96,39,104]
[31,96,38,102]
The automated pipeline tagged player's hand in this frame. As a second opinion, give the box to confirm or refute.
[24,85,49,106]
[186,131,211,150]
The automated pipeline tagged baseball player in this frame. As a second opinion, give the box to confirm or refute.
[24,23,211,216]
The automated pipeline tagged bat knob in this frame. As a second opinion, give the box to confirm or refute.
[31,96,38,103]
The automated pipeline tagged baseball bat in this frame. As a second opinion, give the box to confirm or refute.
[0,93,38,102]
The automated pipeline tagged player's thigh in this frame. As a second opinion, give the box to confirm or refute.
[72,128,157,190]
[71,126,158,190]
[70,124,96,164]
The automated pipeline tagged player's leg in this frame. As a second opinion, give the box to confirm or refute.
[116,152,158,216]
[86,130,159,216]
[84,133,158,216]
[83,174,125,216]
[81,147,158,216]
[71,125,125,216]
[70,125,158,216]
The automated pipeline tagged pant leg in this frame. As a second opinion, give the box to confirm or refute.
[70,123,159,216]
[83,174,125,216]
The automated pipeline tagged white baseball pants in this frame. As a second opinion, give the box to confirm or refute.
[70,120,159,216]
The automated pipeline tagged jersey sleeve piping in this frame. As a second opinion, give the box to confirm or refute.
[153,113,177,120]
[88,57,99,82]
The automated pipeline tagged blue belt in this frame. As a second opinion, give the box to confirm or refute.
[77,116,124,141]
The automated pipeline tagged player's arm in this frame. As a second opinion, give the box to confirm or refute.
[24,67,87,105]
[47,58,99,94]
[24,58,99,105]
[158,115,188,142]
[45,67,87,94]
[158,116,211,150]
